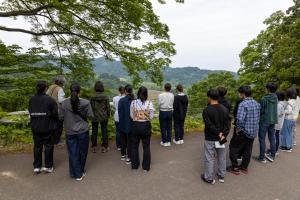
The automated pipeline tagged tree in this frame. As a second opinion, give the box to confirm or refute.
[239,0,300,96]
[188,72,237,116]
[0,0,183,86]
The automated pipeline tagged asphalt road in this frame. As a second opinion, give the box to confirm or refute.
[1,125,300,200]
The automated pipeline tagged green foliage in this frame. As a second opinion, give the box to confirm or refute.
[0,0,181,86]
[188,72,237,116]
[239,0,300,97]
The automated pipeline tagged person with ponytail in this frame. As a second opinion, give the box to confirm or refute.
[130,86,154,172]
[118,84,135,164]
[59,83,94,181]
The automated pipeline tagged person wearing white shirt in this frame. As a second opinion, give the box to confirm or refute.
[112,86,125,150]
[158,83,174,147]
[130,86,154,172]
[46,75,66,145]
[280,88,297,152]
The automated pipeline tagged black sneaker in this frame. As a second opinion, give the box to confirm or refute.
[201,174,215,185]
[217,174,225,183]
[265,153,275,162]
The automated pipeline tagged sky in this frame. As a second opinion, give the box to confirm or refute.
[0,0,294,72]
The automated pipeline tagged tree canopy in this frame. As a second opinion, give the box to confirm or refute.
[239,0,300,96]
[0,0,183,85]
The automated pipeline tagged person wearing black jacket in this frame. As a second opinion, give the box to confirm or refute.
[218,87,232,113]
[173,84,188,144]
[29,80,58,174]
[201,89,230,184]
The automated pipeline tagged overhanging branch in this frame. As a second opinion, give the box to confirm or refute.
[0,4,53,17]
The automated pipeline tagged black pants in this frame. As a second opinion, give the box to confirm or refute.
[33,133,54,168]
[174,117,185,141]
[91,121,108,148]
[121,131,132,159]
[229,131,254,170]
[54,120,63,144]
[131,121,152,171]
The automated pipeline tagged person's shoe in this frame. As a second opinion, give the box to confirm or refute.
[165,142,171,147]
[117,148,121,151]
[255,157,267,163]
[217,174,225,183]
[33,168,42,174]
[125,158,131,165]
[237,157,243,162]
[42,167,54,173]
[173,139,180,145]
[75,176,83,181]
[240,168,248,174]
[92,147,97,153]
[101,147,109,153]
[286,148,293,153]
[82,172,86,178]
[143,169,149,173]
[180,140,184,144]
[160,141,165,146]
[265,153,275,163]
[229,167,240,175]
[280,146,287,151]
[201,174,215,185]
[121,155,126,161]
[293,142,297,146]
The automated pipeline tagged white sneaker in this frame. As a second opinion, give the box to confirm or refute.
[165,142,171,147]
[180,140,184,144]
[173,139,180,145]
[33,168,42,174]
[125,158,131,165]
[121,155,126,161]
[160,141,165,146]
[75,176,83,181]
[42,167,54,173]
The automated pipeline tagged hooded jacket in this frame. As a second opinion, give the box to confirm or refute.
[260,93,278,124]
[173,93,188,120]
[90,92,110,122]
[59,98,94,135]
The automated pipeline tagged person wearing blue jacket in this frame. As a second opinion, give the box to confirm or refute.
[118,84,135,164]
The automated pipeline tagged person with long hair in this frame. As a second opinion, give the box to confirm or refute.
[29,80,58,174]
[130,86,154,172]
[59,83,94,181]
[90,81,111,153]
[280,88,297,152]
[118,84,135,164]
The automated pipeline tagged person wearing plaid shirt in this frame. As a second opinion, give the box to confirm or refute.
[229,86,260,175]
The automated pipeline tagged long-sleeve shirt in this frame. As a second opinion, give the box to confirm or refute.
[113,95,125,122]
[130,99,154,122]
[285,99,297,120]
[236,98,260,139]
[275,101,287,130]
[158,92,174,111]
[202,104,230,141]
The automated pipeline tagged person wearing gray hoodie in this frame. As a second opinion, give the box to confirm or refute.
[59,83,94,181]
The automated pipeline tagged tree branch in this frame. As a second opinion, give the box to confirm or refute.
[0,4,53,17]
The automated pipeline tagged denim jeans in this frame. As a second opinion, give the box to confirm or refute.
[91,121,108,148]
[66,132,89,179]
[281,119,296,149]
[159,111,173,143]
[259,123,276,158]
[174,117,185,141]
[33,133,54,168]
[115,122,121,148]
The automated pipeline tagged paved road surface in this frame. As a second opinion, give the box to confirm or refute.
[1,125,300,200]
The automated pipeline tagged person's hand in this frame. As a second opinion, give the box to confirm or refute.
[219,132,223,139]
[220,136,225,141]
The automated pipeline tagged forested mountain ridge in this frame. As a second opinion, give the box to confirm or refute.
[93,57,237,87]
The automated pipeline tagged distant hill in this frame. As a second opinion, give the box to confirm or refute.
[92,57,237,87]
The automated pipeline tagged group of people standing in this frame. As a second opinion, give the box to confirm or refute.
[28,76,299,183]
[28,77,189,180]
[201,83,300,185]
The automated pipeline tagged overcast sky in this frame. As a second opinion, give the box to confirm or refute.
[0,0,294,72]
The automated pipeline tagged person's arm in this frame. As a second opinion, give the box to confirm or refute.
[57,88,65,103]
[202,108,220,136]
[86,102,94,119]
[157,94,161,109]
[236,104,246,130]
[173,96,178,110]
[118,99,123,120]
[58,103,64,121]
[130,101,134,120]
[260,97,266,116]
[222,110,230,137]
[149,101,155,120]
